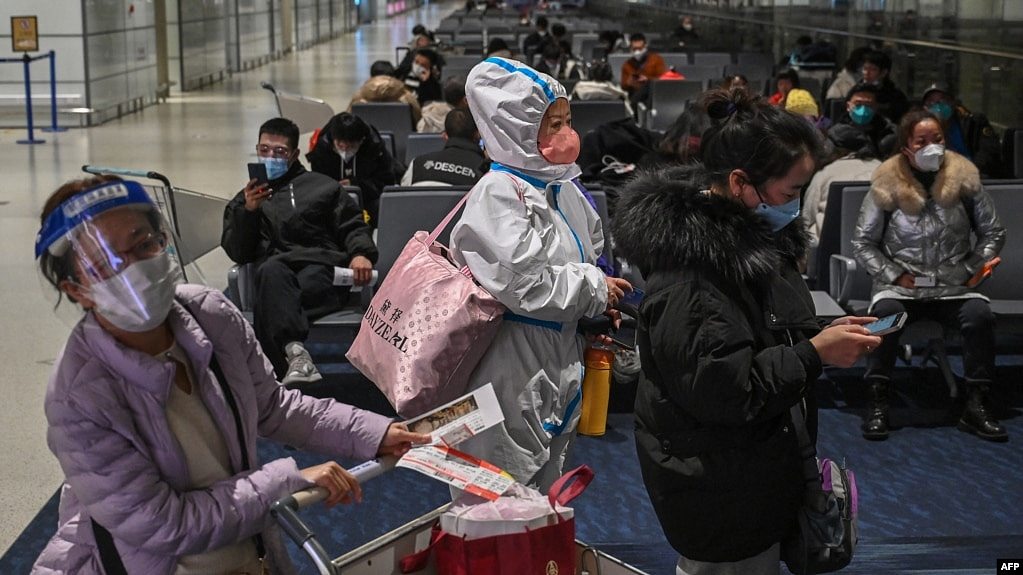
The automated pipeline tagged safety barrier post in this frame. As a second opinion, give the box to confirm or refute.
[16,53,45,145]
[42,50,66,133]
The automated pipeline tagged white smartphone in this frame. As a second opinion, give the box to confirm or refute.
[864,312,908,336]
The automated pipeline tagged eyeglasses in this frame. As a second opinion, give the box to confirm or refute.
[79,231,169,281]
[256,144,293,159]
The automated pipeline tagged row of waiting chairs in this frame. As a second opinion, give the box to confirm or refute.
[228,186,614,332]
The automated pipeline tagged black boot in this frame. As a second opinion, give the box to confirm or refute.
[862,379,890,440]
[958,382,1008,442]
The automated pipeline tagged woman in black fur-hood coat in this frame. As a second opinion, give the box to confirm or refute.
[612,164,823,563]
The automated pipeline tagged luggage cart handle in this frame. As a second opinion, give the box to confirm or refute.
[82,165,171,189]
[270,457,398,575]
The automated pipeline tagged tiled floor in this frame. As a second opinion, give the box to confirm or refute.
[0,0,458,554]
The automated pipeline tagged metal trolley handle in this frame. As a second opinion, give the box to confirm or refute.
[270,457,398,575]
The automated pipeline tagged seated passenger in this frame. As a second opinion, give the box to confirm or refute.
[671,15,700,49]
[861,50,909,123]
[418,77,468,134]
[396,31,435,77]
[536,42,583,82]
[785,88,833,157]
[768,68,800,106]
[719,73,750,93]
[637,106,711,169]
[521,15,552,62]
[307,112,398,227]
[831,82,897,158]
[402,109,488,186]
[826,46,870,101]
[921,82,1003,177]
[852,110,1006,441]
[33,175,427,573]
[400,48,443,105]
[347,60,422,125]
[621,33,667,107]
[802,128,882,248]
[223,118,377,384]
[486,37,514,60]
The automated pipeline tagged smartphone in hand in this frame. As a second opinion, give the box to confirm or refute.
[247,162,269,185]
[966,256,1001,288]
[863,312,907,336]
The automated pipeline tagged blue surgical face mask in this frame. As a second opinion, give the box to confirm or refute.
[750,184,800,232]
[928,101,953,121]
[260,156,289,180]
[850,104,875,126]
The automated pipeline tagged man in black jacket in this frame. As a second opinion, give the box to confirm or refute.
[521,16,551,62]
[831,82,897,158]
[307,112,398,228]
[222,118,377,385]
[861,50,909,123]
[401,109,487,186]
[921,82,1003,177]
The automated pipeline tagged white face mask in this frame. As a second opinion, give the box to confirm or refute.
[632,48,647,60]
[87,251,182,332]
[336,147,356,162]
[412,63,428,79]
[913,143,945,172]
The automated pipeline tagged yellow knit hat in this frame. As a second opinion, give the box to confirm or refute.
[785,88,819,117]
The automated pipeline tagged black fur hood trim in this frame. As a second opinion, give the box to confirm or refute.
[612,165,809,285]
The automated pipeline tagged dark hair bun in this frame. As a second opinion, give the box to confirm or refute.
[702,87,761,121]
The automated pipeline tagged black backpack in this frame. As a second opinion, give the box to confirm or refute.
[577,117,658,186]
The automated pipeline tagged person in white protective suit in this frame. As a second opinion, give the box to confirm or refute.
[450,57,633,490]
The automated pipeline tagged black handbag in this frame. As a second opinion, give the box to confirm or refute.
[781,403,859,575]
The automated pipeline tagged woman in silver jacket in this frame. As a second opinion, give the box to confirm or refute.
[852,110,1006,442]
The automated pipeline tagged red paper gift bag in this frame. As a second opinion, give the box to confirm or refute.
[401,466,594,575]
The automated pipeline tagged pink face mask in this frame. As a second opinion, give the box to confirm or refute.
[538,126,581,165]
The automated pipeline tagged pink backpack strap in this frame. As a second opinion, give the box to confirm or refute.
[429,172,527,245]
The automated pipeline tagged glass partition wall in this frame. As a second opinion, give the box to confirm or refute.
[588,0,1023,129]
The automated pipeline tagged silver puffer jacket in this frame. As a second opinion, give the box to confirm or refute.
[852,150,1005,299]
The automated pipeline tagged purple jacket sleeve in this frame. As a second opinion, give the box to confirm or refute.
[222,292,393,461]
[46,387,312,556]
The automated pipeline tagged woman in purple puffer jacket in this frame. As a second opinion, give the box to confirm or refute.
[31,176,428,575]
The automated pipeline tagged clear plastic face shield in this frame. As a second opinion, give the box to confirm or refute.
[35,180,184,332]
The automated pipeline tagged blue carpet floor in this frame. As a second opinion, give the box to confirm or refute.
[4,351,1021,574]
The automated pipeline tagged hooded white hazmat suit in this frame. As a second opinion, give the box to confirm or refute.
[450,58,609,490]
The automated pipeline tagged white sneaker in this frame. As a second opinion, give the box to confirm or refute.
[282,342,322,387]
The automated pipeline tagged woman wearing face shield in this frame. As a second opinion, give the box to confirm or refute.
[449,58,632,491]
[31,177,429,574]
[612,89,880,574]
[852,110,1007,442]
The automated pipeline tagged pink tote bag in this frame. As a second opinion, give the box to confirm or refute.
[346,191,505,418]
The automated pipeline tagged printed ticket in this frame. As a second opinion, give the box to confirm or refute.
[397,384,513,499]
[397,444,515,500]
[402,383,503,447]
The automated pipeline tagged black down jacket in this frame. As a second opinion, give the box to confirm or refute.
[612,165,823,563]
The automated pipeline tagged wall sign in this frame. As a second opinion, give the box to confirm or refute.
[11,16,39,53]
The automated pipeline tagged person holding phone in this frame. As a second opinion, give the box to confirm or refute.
[613,88,880,575]
[449,58,631,492]
[222,118,377,386]
[852,110,1006,441]
[33,176,428,574]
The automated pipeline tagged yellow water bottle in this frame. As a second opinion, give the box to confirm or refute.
[578,347,615,437]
